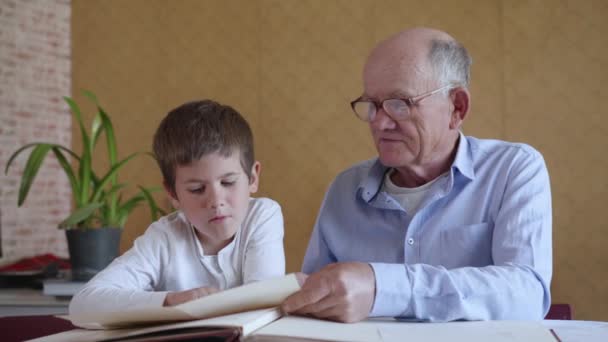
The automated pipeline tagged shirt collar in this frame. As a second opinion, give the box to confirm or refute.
[452,132,475,181]
[359,160,389,202]
[358,132,475,203]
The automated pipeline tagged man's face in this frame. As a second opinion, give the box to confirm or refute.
[169,150,259,252]
[362,55,455,169]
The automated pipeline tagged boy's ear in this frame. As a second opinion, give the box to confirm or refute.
[163,181,180,209]
[248,161,261,193]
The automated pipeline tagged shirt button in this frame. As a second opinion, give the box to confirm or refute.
[407,238,414,245]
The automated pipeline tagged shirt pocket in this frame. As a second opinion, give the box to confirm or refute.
[440,222,492,268]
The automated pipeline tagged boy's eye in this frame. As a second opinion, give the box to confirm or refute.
[221,180,236,187]
[188,187,204,194]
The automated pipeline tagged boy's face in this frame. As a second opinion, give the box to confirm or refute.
[167,150,260,254]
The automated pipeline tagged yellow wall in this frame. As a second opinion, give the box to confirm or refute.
[72,0,608,320]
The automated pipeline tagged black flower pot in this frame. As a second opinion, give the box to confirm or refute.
[65,227,122,281]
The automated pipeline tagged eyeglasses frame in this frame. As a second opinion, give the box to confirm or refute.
[350,84,459,122]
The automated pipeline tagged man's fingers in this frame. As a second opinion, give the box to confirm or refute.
[282,284,330,313]
[291,293,340,316]
[294,272,308,286]
[316,304,362,323]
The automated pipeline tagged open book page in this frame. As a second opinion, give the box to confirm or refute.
[247,316,383,342]
[376,320,557,342]
[28,308,282,342]
[248,316,558,342]
[177,273,298,319]
[69,273,300,329]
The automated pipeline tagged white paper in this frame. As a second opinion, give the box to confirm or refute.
[69,273,300,328]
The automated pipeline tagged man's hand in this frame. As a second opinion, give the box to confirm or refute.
[163,286,220,306]
[281,262,375,323]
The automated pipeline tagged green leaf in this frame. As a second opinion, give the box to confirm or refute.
[65,96,94,205]
[82,89,99,105]
[5,143,38,175]
[97,203,110,224]
[16,145,54,206]
[51,147,80,203]
[5,143,80,175]
[78,147,93,204]
[90,153,140,203]
[105,183,128,198]
[90,113,103,148]
[98,106,118,166]
[5,142,83,206]
[63,96,90,148]
[90,170,101,187]
[116,214,129,228]
[137,186,167,221]
[98,105,120,221]
[86,89,104,152]
[59,202,104,229]
[119,195,145,214]
[114,194,146,227]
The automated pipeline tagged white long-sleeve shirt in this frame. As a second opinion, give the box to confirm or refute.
[69,197,285,315]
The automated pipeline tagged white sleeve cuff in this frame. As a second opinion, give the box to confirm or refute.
[145,291,170,308]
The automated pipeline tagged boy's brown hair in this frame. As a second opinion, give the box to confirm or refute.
[153,100,254,194]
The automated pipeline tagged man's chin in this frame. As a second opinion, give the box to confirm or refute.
[378,153,411,168]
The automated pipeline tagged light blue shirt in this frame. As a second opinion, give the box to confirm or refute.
[302,134,552,321]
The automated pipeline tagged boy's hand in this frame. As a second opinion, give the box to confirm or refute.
[163,286,220,306]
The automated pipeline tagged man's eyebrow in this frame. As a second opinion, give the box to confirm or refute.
[361,90,411,101]
[388,90,411,99]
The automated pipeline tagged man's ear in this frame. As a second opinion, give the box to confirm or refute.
[248,161,261,194]
[449,87,470,130]
[163,181,180,209]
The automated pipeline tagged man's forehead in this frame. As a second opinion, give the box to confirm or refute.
[362,60,433,98]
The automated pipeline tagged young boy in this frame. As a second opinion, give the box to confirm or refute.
[69,100,285,314]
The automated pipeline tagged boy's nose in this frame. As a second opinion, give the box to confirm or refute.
[206,187,225,209]
[209,200,225,209]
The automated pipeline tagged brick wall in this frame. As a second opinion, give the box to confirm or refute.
[0,0,71,261]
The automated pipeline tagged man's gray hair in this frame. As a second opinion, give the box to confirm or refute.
[428,39,472,88]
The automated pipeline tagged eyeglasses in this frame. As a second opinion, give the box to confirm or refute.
[350,84,457,122]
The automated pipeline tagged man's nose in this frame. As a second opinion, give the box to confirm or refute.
[370,107,397,130]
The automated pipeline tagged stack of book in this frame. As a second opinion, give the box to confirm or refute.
[42,271,86,297]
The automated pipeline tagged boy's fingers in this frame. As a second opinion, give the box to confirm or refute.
[203,287,220,295]
[192,287,220,299]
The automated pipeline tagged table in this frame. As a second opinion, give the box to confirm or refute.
[542,319,608,342]
[2,315,75,342]
[1,315,606,342]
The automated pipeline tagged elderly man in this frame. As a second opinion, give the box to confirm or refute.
[282,27,552,323]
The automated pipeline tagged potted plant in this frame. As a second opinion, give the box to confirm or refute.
[5,91,165,280]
